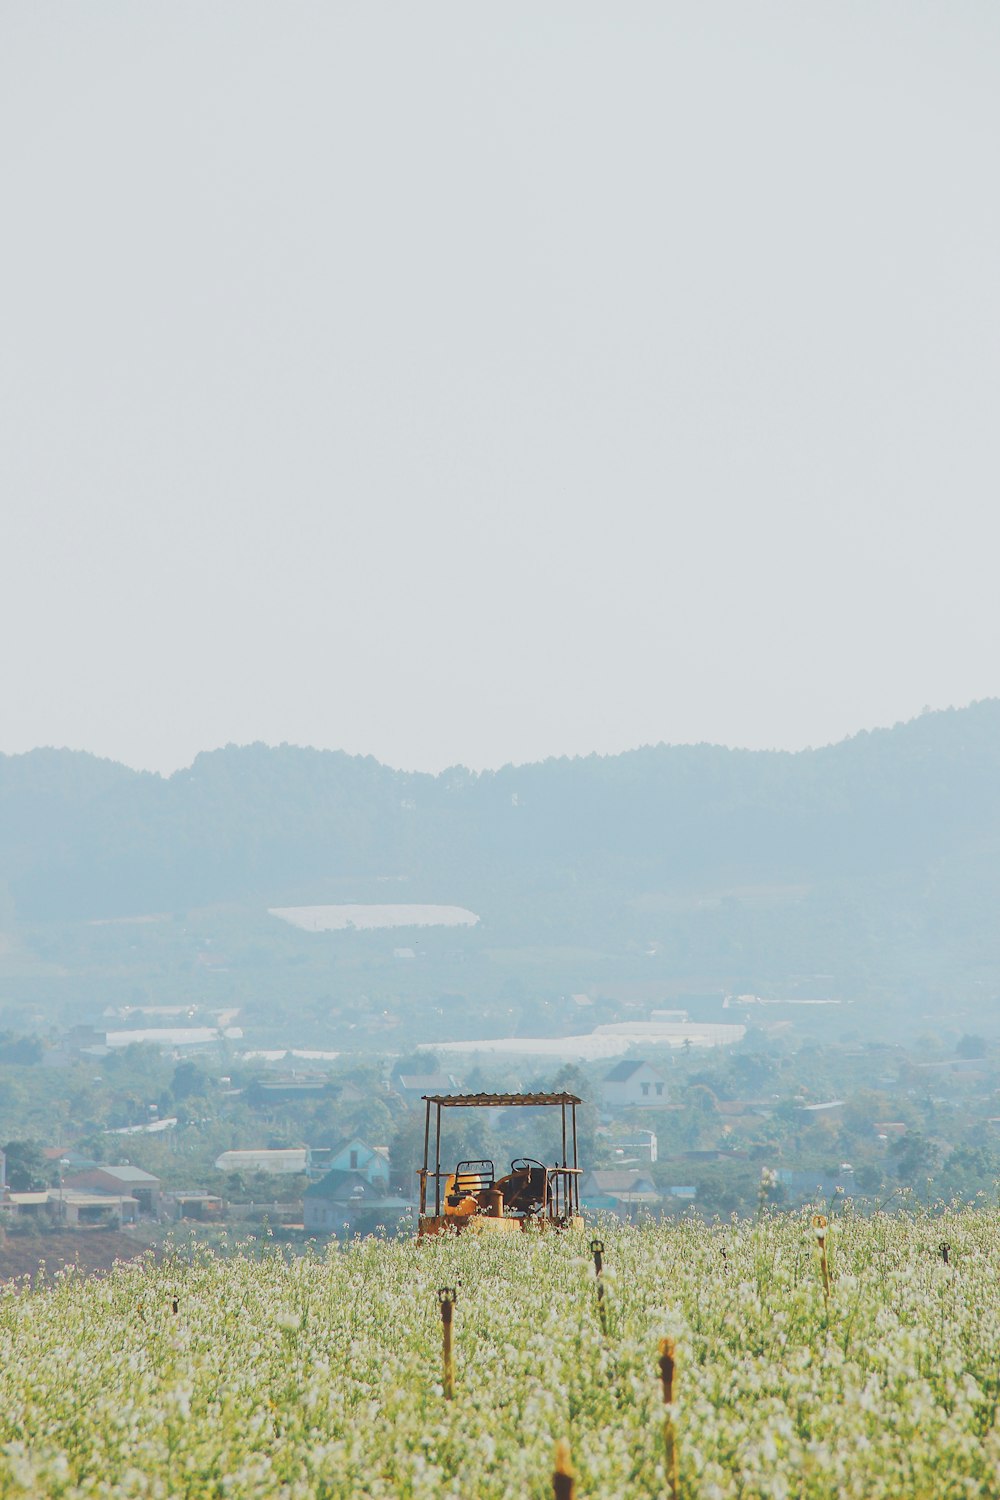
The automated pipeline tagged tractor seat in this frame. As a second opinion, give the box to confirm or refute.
[452,1159,495,1198]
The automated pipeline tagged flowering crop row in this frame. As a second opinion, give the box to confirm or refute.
[1,1209,999,1497]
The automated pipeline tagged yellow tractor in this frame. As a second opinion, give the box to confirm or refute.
[416,1090,584,1237]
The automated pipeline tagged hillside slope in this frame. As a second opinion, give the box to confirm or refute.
[2,704,999,1005]
[3,702,1000,911]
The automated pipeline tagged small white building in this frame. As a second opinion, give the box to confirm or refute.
[51,1188,140,1227]
[215,1149,309,1176]
[602,1061,668,1112]
[0,1191,50,1221]
[795,1100,845,1119]
[613,1129,658,1164]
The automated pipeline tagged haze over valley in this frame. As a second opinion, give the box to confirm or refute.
[3,701,999,1058]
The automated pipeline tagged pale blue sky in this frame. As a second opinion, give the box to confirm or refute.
[2,4,998,773]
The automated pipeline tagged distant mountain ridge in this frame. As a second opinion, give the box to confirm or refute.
[3,702,1000,939]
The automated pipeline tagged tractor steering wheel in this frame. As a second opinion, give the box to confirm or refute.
[510,1157,546,1173]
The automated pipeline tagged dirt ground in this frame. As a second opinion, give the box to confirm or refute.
[0,1230,149,1285]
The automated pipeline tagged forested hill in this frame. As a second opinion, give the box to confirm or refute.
[3,702,1000,929]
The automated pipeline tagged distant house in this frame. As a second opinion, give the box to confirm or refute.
[4,1184,145,1229]
[62,1165,161,1215]
[917,1059,992,1077]
[776,1166,855,1202]
[326,1138,390,1189]
[65,1024,107,1054]
[165,1191,225,1223]
[0,1191,51,1222]
[394,1073,462,1104]
[602,1061,667,1112]
[580,1168,659,1218]
[674,1148,742,1163]
[873,1122,908,1141]
[214,1149,309,1176]
[50,1188,140,1227]
[247,1078,331,1105]
[331,1080,368,1107]
[716,1100,772,1120]
[303,1170,412,1234]
[42,1149,100,1174]
[581,1168,657,1199]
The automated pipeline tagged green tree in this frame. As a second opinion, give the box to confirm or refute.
[854,1161,885,1194]
[840,1088,888,1137]
[936,1145,1000,1202]
[346,1095,394,1145]
[171,1060,209,1101]
[551,1065,599,1164]
[389,1109,428,1194]
[889,1131,939,1186]
[3,1139,48,1191]
[0,1035,43,1066]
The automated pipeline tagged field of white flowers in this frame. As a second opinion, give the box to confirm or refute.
[1,1209,999,1498]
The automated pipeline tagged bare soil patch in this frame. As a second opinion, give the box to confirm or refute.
[0,1231,147,1285]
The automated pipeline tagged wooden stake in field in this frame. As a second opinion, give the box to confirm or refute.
[437,1286,457,1399]
[812,1214,831,1307]
[590,1239,607,1336]
[659,1337,679,1500]
[552,1438,576,1499]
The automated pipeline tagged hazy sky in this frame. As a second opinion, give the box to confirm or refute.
[2,4,999,775]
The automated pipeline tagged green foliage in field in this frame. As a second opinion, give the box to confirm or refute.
[1,1210,1000,1497]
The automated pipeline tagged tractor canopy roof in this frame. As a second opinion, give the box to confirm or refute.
[421,1091,582,1108]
